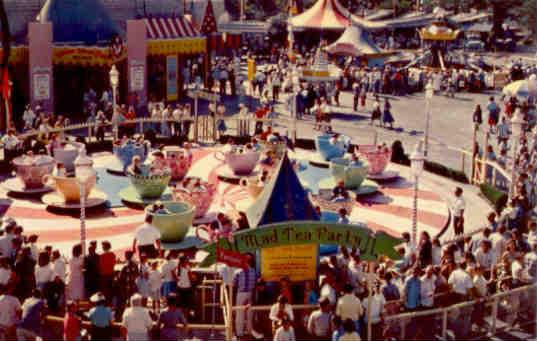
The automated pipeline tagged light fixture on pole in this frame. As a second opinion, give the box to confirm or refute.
[509,108,525,200]
[74,147,95,257]
[109,64,120,140]
[424,81,434,157]
[410,141,425,245]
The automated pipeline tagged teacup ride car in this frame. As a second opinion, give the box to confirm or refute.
[109,139,150,175]
[119,165,173,206]
[260,139,287,159]
[145,201,195,242]
[317,157,378,197]
[41,168,107,209]
[162,146,192,181]
[215,146,261,183]
[310,134,351,168]
[3,153,55,194]
[356,145,399,181]
[172,177,216,224]
[50,142,84,174]
[240,177,265,200]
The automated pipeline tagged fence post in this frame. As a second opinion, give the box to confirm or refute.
[461,153,465,175]
[400,318,406,340]
[442,308,448,340]
[492,168,497,187]
[226,284,233,341]
[373,130,378,146]
[491,297,499,335]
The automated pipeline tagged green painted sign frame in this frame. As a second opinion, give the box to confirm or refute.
[199,221,402,267]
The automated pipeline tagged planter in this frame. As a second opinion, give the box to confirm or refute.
[315,134,350,161]
[12,155,55,189]
[146,201,194,242]
[357,145,391,175]
[330,157,369,189]
[129,173,171,199]
[173,177,216,218]
[42,174,96,203]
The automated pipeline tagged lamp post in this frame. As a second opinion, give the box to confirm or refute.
[410,141,425,244]
[424,81,434,157]
[74,147,95,257]
[509,108,525,200]
[109,65,119,140]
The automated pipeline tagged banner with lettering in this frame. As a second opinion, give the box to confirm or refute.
[199,221,402,267]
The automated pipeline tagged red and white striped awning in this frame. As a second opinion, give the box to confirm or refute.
[144,17,200,40]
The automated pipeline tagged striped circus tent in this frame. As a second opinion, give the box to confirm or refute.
[326,25,383,56]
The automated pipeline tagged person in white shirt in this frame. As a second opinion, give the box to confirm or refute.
[0,286,21,333]
[451,187,465,236]
[474,240,495,274]
[0,259,12,286]
[420,266,436,308]
[147,261,162,312]
[320,276,337,305]
[269,295,294,329]
[307,297,332,338]
[132,215,161,259]
[0,221,16,259]
[22,105,36,128]
[35,253,55,291]
[432,238,442,266]
[489,225,508,263]
[336,284,363,328]
[362,286,385,339]
[448,262,474,301]
[51,250,66,283]
[273,316,295,341]
[121,294,154,341]
[160,252,177,297]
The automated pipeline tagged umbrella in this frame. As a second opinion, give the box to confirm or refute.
[503,80,530,98]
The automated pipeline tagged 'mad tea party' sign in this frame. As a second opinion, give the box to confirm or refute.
[199,221,401,268]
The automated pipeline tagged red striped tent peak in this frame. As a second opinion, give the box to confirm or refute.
[289,0,352,30]
[144,17,200,40]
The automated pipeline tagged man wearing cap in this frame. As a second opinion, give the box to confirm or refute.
[132,215,161,259]
[121,293,153,341]
[88,292,113,340]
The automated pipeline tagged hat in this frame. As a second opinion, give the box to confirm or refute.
[90,292,106,303]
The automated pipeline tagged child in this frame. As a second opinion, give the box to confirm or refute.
[338,208,350,224]
[136,257,151,299]
[148,261,162,313]
[273,315,295,341]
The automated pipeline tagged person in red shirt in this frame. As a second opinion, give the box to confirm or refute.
[63,301,81,341]
[123,106,137,136]
[254,106,268,134]
[260,126,272,141]
[98,241,116,301]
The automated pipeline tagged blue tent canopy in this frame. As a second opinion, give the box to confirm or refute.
[247,153,320,227]
[37,0,123,45]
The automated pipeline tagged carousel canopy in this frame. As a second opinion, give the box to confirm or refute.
[37,0,122,45]
[419,23,460,41]
[246,152,320,228]
[325,25,382,56]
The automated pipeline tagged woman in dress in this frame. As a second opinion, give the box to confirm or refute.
[382,98,394,129]
[67,244,85,301]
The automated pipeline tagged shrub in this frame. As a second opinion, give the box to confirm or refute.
[424,160,469,184]
[480,183,508,214]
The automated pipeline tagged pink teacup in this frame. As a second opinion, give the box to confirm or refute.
[356,145,392,175]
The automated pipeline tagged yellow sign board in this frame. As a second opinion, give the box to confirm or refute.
[261,244,317,282]
[247,58,256,81]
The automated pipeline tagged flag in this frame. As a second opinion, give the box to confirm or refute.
[1,68,11,129]
[200,0,217,35]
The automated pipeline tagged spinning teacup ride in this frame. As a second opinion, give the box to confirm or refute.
[309,133,351,167]
[161,146,192,181]
[109,138,151,174]
[172,177,216,224]
[49,141,84,174]
[316,155,379,207]
[145,201,195,243]
[119,158,173,206]
[3,152,55,194]
[355,144,399,181]
[215,145,261,183]
[41,150,107,209]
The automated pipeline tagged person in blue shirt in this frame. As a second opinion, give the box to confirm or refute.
[331,315,344,341]
[17,289,46,341]
[403,267,421,311]
[88,292,113,340]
